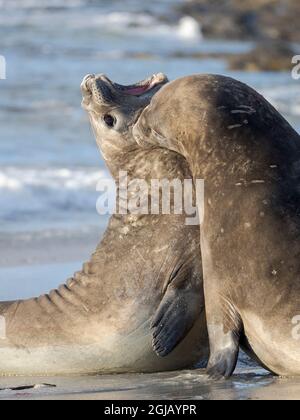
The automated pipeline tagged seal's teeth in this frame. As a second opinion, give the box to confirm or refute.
[152,73,169,85]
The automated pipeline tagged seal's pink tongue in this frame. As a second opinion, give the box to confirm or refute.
[124,84,150,96]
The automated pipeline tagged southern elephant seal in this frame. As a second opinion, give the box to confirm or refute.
[0,74,208,375]
[133,74,300,378]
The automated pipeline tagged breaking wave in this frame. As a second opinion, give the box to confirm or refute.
[0,167,112,231]
[0,167,108,191]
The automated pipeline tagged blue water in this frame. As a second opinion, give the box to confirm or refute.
[0,0,300,237]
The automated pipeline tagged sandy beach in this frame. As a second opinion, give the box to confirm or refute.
[1,366,300,400]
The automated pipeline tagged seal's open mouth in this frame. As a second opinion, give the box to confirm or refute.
[114,74,167,97]
[81,73,168,107]
[122,84,152,96]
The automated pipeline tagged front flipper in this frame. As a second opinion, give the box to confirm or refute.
[151,258,203,357]
[206,296,242,380]
[207,331,240,380]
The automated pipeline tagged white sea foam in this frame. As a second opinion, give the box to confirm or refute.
[0,167,112,231]
[177,17,203,40]
[86,13,202,40]
[0,167,109,191]
[95,12,156,28]
[262,85,300,117]
[0,5,202,42]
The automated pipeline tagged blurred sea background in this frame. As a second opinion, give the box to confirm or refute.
[0,0,300,399]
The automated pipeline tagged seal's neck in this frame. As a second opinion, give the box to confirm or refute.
[183,119,300,187]
[102,145,143,179]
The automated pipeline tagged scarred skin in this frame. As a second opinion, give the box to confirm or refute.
[0,74,208,376]
[133,74,300,378]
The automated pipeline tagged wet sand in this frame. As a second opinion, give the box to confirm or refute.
[0,367,299,400]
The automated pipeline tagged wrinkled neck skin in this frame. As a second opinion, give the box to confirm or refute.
[87,102,141,178]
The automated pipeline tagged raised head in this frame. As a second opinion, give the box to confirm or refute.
[81,73,168,170]
[133,74,300,165]
[132,75,206,156]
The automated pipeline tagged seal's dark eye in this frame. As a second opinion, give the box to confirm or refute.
[104,114,116,128]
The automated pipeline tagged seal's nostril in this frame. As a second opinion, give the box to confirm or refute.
[95,74,111,84]
[81,74,96,92]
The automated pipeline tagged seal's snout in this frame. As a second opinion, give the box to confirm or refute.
[81,74,95,93]
[81,74,96,109]
[81,73,169,110]
[81,73,111,109]
[82,73,116,109]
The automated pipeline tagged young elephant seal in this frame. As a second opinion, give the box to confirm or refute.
[0,74,208,375]
[133,74,300,378]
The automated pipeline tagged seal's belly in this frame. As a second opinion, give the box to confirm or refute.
[0,331,153,376]
[243,311,300,376]
[0,317,208,376]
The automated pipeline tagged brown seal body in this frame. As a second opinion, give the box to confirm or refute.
[0,74,208,376]
[133,74,300,378]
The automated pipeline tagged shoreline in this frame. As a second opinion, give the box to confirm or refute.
[0,367,300,400]
[0,227,103,269]
[0,226,104,300]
